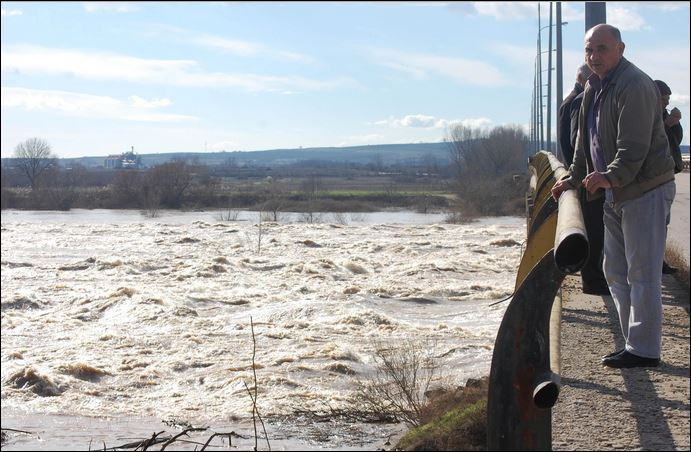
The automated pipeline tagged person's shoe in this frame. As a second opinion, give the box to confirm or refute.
[662,261,677,274]
[582,284,611,296]
[602,350,660,368]
[601,349,625,360]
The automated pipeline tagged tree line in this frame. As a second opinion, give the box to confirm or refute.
[2,126,530,217]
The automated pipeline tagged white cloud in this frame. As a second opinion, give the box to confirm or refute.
[145,24,314,63]
[671,94,690,107]
[447,117,494,131]
[370,48,506,86]
[608,6,649,31]
[468,2,537,21]
[0,45,347,92]
[632,47,690,102]
[376,114,493,131]
[614,2,689,13]
[191,34,264,56]
[1,87,197,123]
[82,2,140,13]
[128,96,172,109]
[651,2,690,11]
[1,8,23,16]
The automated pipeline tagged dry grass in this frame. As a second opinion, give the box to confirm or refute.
[396,377,488,451]
[665,243,690,292]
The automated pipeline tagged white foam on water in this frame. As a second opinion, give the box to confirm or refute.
[1,210,525,448]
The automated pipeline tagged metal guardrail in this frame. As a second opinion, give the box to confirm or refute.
[682,154,690,171]
[487,151,589,450]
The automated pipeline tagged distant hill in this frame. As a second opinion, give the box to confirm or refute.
[57,142,454,168]
[4,142,688,169]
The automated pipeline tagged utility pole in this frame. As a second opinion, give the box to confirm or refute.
[585,2,606,31]
[546,2,553,151]
[556,2,563,157]
[538,3,544,151]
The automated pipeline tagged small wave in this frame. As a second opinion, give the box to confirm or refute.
[187,296,250,306]
[58,362,111,382]
[344,262,367,274]
[323,363,356,375]
[1,297,41,311]
[177,237,200,244]
[1,261,33,268]
[490,238,521,247]
[173,306,198,317]
[171,361,213,372]
[6,366,65,397]
[97,259,123,270]
[299,239,322,248]
[243,263,286,271]
[108,287,137,298]
[58,257,96,271]
[206,264,227,273]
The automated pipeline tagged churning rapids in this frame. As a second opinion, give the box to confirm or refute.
[1,209,525,449]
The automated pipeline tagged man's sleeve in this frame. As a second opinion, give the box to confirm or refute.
[601,79,657,188]
[668,124,684,173]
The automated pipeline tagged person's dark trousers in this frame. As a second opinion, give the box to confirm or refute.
[579,189,610,295]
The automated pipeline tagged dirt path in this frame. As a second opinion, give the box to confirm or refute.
[552,275,690,451]
[668,172,690,264]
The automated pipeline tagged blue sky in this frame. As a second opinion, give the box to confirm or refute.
[1,1,689,159]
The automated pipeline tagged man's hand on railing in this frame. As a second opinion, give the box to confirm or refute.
[582,171,612,194]
[551,179,571,201]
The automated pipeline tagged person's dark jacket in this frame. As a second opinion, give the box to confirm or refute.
[569,92,584,160]
[558,83,584,165]
[663,109,684,173]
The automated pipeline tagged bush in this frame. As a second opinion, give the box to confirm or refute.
[351,339,442,427]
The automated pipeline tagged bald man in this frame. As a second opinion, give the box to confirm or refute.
[552,24,676,369]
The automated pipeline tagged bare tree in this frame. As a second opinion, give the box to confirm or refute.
[262,176,284,222]
[13,138,56,189]
[447,124,487,178]
[300,173,321,223]
[147,161,193,208]
[446,124,529,217]
[36,165,88,210]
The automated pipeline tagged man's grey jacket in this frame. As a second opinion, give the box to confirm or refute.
[563,57,675,202]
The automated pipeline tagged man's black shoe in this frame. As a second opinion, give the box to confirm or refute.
[662,261,677,274]
[582,284,611,296]
[601,349,625,360]
[602,350,660,368]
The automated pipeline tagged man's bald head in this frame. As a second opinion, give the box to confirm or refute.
[586,24,622,44]
[584,24,625,79]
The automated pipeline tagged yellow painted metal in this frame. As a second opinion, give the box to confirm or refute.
[514,211,557,291]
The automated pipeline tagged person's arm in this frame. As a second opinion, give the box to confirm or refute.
[554,96,589,200]
[668,123,684,173]
[667,123,683,147]
[569,97,582,154]
[558,101,574,164]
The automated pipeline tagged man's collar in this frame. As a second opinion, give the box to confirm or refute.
[592,57,627,84]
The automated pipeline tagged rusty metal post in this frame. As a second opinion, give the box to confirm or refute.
[487,151,588,450]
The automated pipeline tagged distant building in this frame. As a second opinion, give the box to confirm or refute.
[104,146,142,169]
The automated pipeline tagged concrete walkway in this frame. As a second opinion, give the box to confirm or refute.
[668,172,689,264]
[552,173,690,451]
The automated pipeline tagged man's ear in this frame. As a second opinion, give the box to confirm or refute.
[618,42,625,55]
